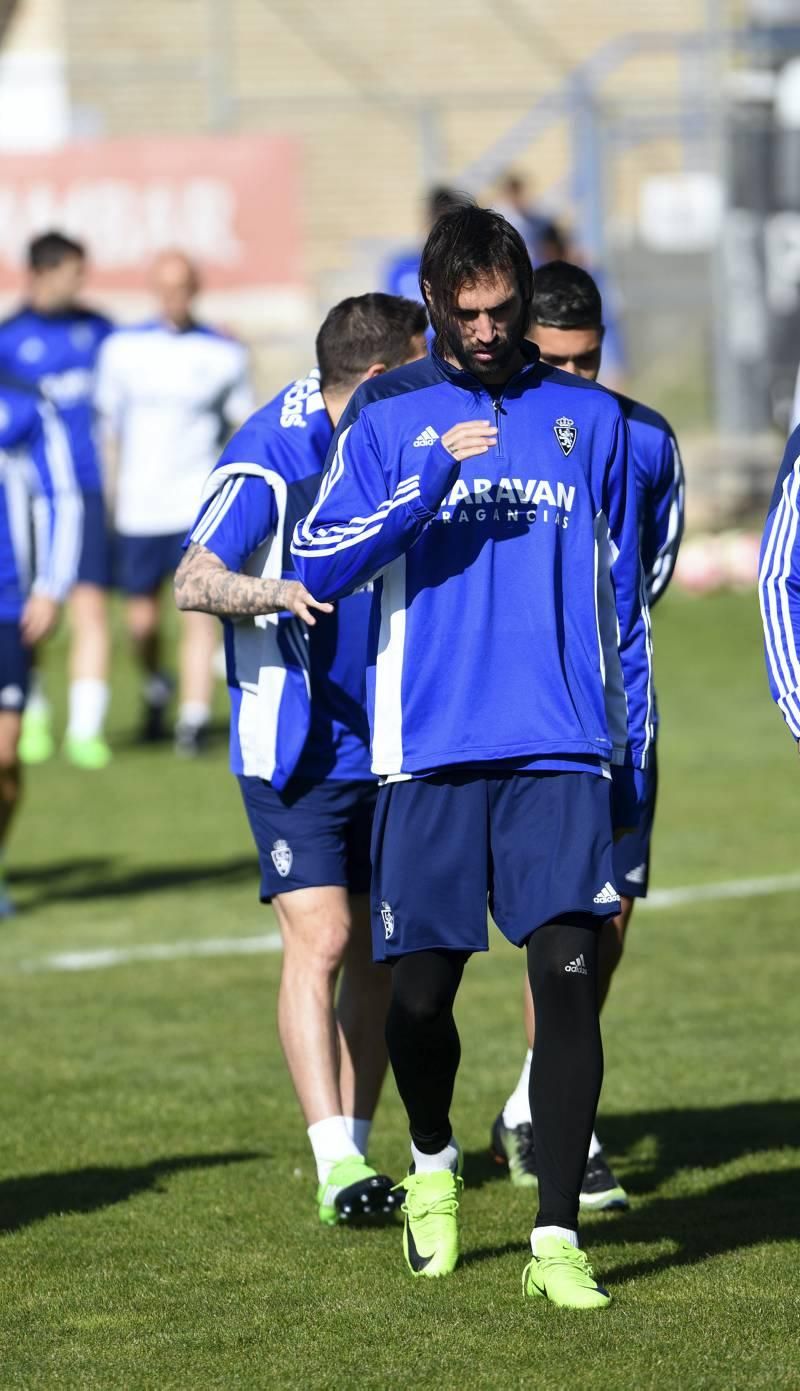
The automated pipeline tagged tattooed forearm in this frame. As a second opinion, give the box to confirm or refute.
[174,544,294,616]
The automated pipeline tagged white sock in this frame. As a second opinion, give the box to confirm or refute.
[307,1115,361,1184]
[411,1136,460,1173]
[178,701,210,730]
[531,1226,579,1254]
[344,1117,371,1157]
[588,1130,602,1159]
[144,673,172,708]
[67,679,109,740]
[502,1048,533,1128]
[26,671,50,719]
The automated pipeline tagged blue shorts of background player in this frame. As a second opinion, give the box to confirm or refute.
[612,749,658,899]
[115,532,185,596]
[76,492,114,589]
[0,623,31,712]
[370,768,618,963]
[238,776,376,902]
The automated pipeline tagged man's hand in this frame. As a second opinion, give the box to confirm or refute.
[175,544,333,626]
[277,580,333,626]
[441,421,497,461]
[20,594,60,647]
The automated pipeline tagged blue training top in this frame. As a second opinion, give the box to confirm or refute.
[0,305,113,495]
[0,377,83,621]
[291,344,654,822]
[759,423,800,740]
[185,368,372,788]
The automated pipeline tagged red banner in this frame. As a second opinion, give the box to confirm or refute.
[0,135,302,290]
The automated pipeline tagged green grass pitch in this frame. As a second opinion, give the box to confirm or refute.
[0,590,798,1388]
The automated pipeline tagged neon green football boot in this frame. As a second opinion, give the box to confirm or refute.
[522,1236,611,1310]
[19,710,55,765]
[316,1157,397,1226]
[63,734,112,770]
[398,1168,463,1278]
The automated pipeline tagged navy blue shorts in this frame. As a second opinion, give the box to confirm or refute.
[0,622,30,712]
[613,750,658,899]
[77,491,113,589]
[238,775,377,901]
[370,770,619,962]
[115,532,185,596]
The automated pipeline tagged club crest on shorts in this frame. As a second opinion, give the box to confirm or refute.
[271,839,293,878]
[380,901,395,939]
[554,416,577,457]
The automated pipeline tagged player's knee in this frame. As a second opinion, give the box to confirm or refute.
[528,920,601,1013]
[0,717,21,771]
[126,603,158,643]
[283,913,350,978]
[389,970,455,1028]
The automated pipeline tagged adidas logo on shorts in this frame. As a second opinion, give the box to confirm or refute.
[412,426,439,448]
[593,881,619,905]
[565,953,588,975]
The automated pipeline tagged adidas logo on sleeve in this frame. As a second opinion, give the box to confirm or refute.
[413,426,439,447]
[565,953,588,975]
[593,882,619,905]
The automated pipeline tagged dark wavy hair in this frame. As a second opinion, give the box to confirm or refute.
[531,260,603,329]
[419,204,533,347]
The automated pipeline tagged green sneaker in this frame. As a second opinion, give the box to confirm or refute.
[63,735,112,770]
[491,1113,538,1188]
[523,1237,611,1310]
[316,1157,397,1227]
[399,1168,463,1279]
[580,1152,629,1212]
[19,711,55,765]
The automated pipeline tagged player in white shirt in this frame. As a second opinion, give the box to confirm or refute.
[96,252,255,753]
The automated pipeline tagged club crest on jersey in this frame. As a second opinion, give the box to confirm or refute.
[380,901,395,939]
[554,416,577,457]
[271,839,293,878]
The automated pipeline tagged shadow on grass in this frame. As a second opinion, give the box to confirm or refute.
[600,1165,800,1282]
[461,1101,800,1276]
[0,1150,263,1234]
[9,855,257,908]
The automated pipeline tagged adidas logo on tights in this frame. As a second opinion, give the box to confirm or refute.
[413,426,439,447]
[565,953,588,975]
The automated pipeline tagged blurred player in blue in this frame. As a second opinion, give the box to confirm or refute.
[291,208,653,1307]
[0,378,82,912]
[0,233,113,770]
[759,423,800,739]
[175,293,427,1224]
[491,260,685,1210]
[96,251,255,755]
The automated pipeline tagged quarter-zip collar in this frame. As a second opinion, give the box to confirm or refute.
[429,338,541,396]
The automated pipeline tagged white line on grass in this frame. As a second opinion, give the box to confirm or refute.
[12,869,800,974]
[19,933,283,973]
[641,870,800,911]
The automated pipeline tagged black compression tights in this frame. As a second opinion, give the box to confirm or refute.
[386,949,469,1154]
[385,919,603,1229]
[527,917,604,1230]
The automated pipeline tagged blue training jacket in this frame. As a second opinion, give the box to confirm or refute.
[186,369,372,788]
[0,305,113,495]
[0,377,83,621]
[759,423,800,739]
[615,393,684,608]
[291,344,654,806]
